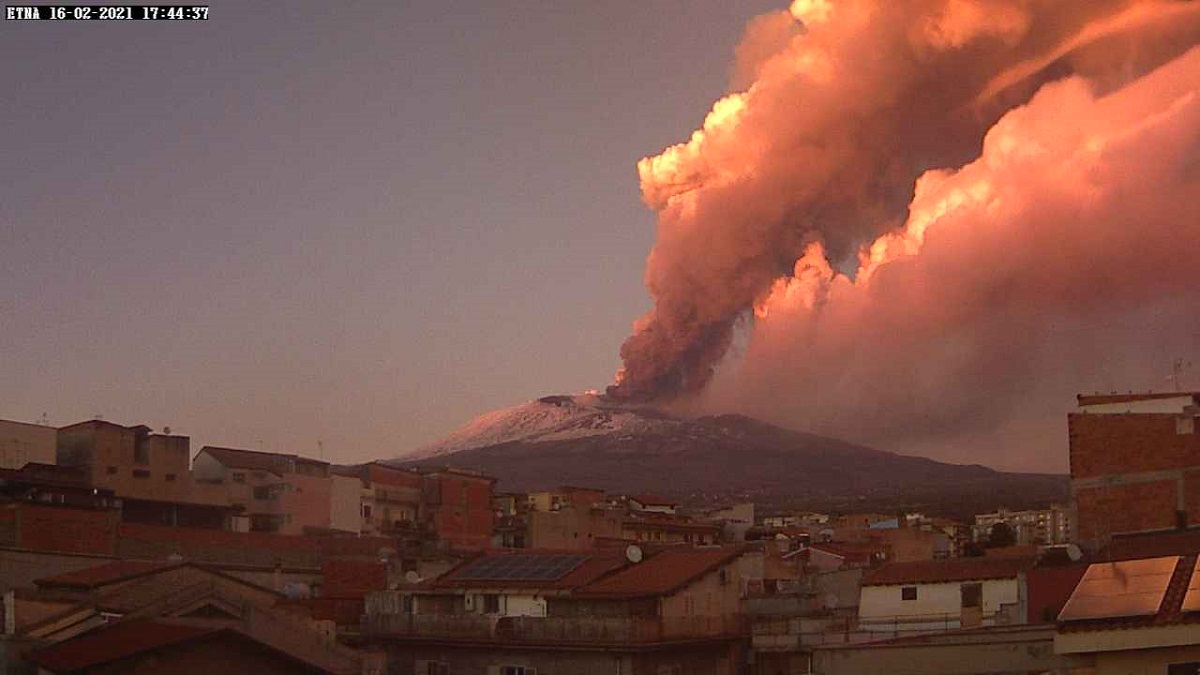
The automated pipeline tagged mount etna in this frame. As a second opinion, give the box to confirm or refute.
[394,394,1066,519]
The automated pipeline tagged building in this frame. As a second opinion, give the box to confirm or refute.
[56,420,231,528]
[193,446,333,535]
[627,494,678,515]
[527,504,623,550]
[1069,392,1200,547]
[858,556,1036,633]
[973,505,1071,546]
[1055,554,1200,674]
[419,468,496,551]
[362,546,750,675]
[526,486,606,513]
[11,560,367,674]
[0,418,56,470]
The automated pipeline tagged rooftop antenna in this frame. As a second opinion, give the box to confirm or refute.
[318,440,324,460]
[38,412,49,426]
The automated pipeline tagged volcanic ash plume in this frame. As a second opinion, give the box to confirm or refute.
[610,0,1200,401]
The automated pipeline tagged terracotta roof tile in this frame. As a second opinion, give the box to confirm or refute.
[576,546,745,598]
[863,556,1035,586]
[629,495,677,507]
[35,561,170,590]
[24,618,218,672]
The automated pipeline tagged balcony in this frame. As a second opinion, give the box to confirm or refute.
[361,612,748,645]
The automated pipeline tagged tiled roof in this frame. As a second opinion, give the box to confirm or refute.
[1077,392,1198,406]
[629,494,677,507]
[432,549,628,591]
[863,556,1035,586]
[576,546,745,598]
[24,618,219,671]
[198,446,328,474]
[808,542,881,563]
[35,560,170,590]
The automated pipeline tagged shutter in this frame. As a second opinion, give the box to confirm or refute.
[486,667,501,675]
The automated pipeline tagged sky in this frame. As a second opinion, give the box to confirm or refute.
[1,1,782,463]
[4,2,1197,475]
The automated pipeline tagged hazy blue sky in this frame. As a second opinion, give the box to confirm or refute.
[2,1,783,462]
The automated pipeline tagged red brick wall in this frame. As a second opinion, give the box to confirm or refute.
[321,560,387,597]
[1069,413,1200,478]
[117,522,401,567]
[16,503,118,555]
[1026,564,1088,623]
[426,473,494,551]
[1075,480,1178,541]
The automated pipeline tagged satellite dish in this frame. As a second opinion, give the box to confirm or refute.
[404,570,422,584]
[625,544,644,564]
[1066,543,1083,562]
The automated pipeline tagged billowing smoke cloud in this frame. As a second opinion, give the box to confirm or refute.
[702,47,1200,470]
[611,0,1200,401]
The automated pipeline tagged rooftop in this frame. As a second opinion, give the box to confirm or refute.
[576,546,746,599]
[1077,391,1199,406]
[863,556,1035,586]
[1058,554,1200,632]
[197,446,328,475]
[25,618,218,672]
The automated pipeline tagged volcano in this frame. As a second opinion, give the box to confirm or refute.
[394,394,1067,517]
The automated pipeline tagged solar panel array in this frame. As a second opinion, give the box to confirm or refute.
[1059,555,1179,621]
[1179,557,1200,613]
[454,554,590,582]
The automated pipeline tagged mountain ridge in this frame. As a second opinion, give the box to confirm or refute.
[394,394,1067,518]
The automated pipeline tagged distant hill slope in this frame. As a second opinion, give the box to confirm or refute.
[395,394,1067,518]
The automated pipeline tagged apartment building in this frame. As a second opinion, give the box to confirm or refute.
[973,505,1070,546]
[363,546,749,675]
[0,418,57,470]
[56,420,231,528]
[1069,391,1200,546]
[193,446,333,535]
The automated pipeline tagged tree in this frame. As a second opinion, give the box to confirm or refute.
[987,522,1017,548]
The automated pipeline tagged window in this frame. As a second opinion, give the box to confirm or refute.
[901,586,918,601]
[105,466,117,475]
[232,472,245,484]
[165,473,176,482]
[500,667,535,675]
[483,594,501,614]
[417,661,449,675]
[362,504,372,519]
[134,437,149,465]
[132,469,150,479]
[961,582,982,608]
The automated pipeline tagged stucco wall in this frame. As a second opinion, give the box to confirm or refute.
[0,420,56,470]
[859,578,1019,627]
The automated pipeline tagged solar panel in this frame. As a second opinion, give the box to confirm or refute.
[1059,556,1179,621]
[1179,558,1200,613]
[454,554,590,582]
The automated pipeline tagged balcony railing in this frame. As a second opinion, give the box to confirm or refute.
[361,612,748,644]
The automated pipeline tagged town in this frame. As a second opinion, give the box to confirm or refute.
[0,390,1195,673]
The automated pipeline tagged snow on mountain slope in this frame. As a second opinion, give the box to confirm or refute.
[405,392,681,459]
